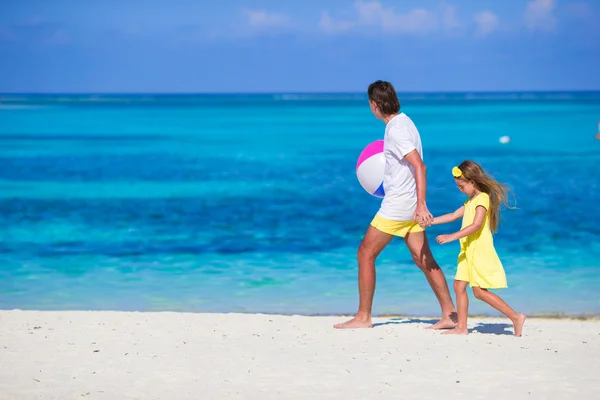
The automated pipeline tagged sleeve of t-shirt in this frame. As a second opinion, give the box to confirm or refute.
[387,126,417,158]
[473,193,490,211]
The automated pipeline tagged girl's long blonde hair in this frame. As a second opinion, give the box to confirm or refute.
[456,160,512,232]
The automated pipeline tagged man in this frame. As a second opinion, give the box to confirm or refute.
[334,80,457,329]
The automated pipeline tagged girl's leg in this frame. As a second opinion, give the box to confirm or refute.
[472,287,526,337]
[443,280,469,335]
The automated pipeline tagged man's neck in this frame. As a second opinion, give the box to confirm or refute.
[382,113,399,124]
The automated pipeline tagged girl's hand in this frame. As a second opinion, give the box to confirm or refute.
[436,234,454,244]
[417,214,431,228]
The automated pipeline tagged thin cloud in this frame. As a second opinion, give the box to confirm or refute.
[474,10,499,38]
[319,1,453,36]
[565,2,596,19]
[15,15,45,28]
[43,29,70,45]
[319,11,354,34]
[0,17,71,45]
[244,10,294,30]
[380,8,438,34]
[0,26,15,41]
[439,3,462,33]
[524,0,557,32]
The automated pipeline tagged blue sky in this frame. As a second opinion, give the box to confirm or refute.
[0,0,599,92]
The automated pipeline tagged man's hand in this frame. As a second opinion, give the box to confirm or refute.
[436,234,455,244]
[414,202,433,228]
[404,151,430,228]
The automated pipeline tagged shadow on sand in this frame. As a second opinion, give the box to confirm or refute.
[470,322,514,336]
[372,318,439,328]
[373,318,514,335]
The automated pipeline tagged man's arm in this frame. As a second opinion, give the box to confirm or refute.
[404,150,432,226]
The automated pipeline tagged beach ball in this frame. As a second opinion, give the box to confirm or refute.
[356,140,385,198]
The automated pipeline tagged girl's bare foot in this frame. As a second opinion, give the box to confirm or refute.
[333,317,372,329]
[442,327,469,335]
[512,313,526,337]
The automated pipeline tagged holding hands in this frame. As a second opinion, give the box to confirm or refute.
[415,204,458,244]
[414,202,433,228]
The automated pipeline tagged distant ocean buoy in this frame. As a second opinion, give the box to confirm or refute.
[499,136,511,144]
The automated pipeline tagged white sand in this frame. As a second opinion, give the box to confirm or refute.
[1,311,598,399]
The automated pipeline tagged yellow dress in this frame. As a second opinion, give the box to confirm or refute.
[455,193,507,289]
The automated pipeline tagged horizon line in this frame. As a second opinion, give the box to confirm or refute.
[2,89,600,96]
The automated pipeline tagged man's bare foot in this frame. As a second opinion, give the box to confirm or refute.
[426,312,458,330]
[442,327,469,335]
[333,317,372,329]
[512,313,526,337]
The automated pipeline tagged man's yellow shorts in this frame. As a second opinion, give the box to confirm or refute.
[370,214,424,237]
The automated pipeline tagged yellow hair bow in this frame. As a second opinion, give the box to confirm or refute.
[452,166,463,178]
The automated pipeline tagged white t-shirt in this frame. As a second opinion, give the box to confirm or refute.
[376,113,423,222]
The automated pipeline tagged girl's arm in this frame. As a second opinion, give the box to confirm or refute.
[436,206,486,244]
[430,206,465,226]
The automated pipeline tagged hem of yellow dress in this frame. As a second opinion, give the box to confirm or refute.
[469,284,508,289]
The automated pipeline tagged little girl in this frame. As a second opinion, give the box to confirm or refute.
[430,160,526,336]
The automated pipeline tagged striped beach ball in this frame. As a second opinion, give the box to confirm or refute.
[356,140,385,198]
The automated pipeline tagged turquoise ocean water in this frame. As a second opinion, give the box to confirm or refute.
[1,92,599,317]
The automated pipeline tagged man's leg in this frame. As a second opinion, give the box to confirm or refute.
[404,231,457,329]
[334,225,394,329]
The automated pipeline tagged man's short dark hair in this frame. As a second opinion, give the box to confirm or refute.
[367,80,400,116]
